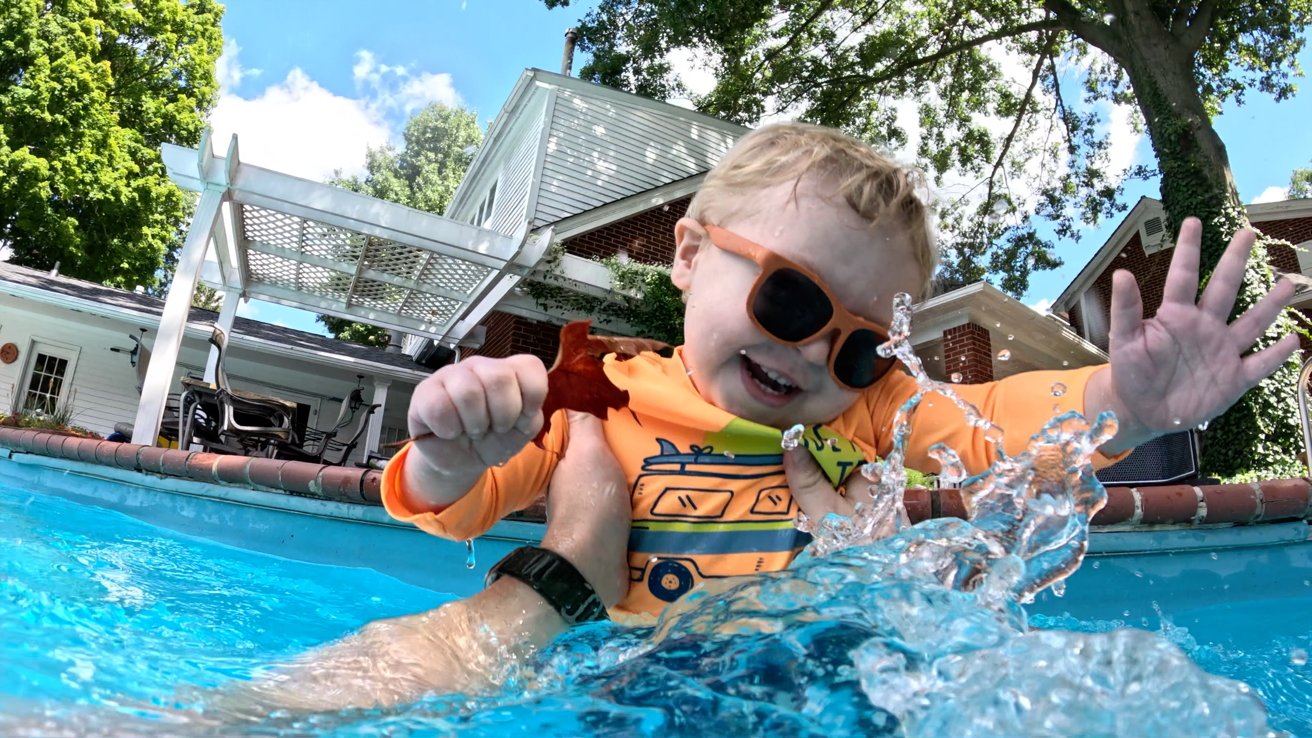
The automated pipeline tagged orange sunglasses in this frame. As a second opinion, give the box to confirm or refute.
[703,224,896,390]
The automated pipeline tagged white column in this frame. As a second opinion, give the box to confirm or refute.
[364,377,392,459]
[131,187,225,445]
[205,290,241,383]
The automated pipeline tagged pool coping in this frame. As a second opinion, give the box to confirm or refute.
[2,426,1310,531]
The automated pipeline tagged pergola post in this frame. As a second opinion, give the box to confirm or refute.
[131,187,225,445]
[364,377,392,460]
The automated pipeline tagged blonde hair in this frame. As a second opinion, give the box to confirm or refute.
[688,122,937,299]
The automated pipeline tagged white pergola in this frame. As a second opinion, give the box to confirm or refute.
[131,130,551,448]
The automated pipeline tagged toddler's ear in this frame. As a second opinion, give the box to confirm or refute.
[671,217,707,292]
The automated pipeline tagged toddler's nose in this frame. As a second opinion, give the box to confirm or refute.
[797,331,834,366]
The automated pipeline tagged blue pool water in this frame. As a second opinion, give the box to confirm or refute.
[3,475,1312,736]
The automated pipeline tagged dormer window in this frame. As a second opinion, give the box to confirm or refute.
[474,180,498,227]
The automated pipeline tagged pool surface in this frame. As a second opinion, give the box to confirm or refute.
[3,444,1312,736]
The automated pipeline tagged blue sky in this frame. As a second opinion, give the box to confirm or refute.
[210,1,1312,331]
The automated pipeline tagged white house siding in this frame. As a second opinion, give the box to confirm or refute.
[448,93,549,236]
[0,297,167,436]
[533,89,739,227]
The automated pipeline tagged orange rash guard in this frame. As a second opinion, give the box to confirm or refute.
[383,349,1120,616]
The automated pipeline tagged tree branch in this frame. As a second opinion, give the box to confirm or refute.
[774,16,1062,114]
[877,17,1063,86]
[1041,0,1123,57]
[1048,53,1077,149]
[985,38,1053,214]
[1179,0,1220,53]
[750,0,839,80]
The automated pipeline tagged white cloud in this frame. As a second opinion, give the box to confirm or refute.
[209,68,392,181]
[1251,186,1289,204]
[207,47,464,182]
[1101,101,1143,181]
[352,50,462,115]
[215,39,261,93]
[1028,297,1053,314]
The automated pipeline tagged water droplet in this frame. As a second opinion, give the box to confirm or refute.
[1133,570,1144,578]
[1091,560,1101,569]
[932,355,940,361]
[1291,648,1308,667]
[950,372,963,383]
[781,424,804,450]
[1102,12,1116,23]
[1196,420,1209,431]
[465,540,477,569]
[723,450,736,460]
[827,437,841,450]
[1050,382,1067,397]
[959,356,967,363]
[994,322,1001,328]
[686,367,695,376]
[996,349,1011,361]
[1172,417,1182,426]
[1007,334,1014,341]
[1209,552,1219,560]
[1120,251,1129,258]
[739,349,748,356]
[1061,360,1069,367]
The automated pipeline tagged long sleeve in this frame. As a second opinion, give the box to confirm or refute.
[380,410,569,541]
[842,364,1128,476]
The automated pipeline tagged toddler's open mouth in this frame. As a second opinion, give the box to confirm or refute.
[740,353,800,405]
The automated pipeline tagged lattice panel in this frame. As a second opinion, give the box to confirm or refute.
[399,291,462,324]
[247,251,349,299]
[230,198,517,336]
[241,206,305,250]
[419,255,492,295]
[302,220,366,262]
[241,206,367,266]
[350,278,407,312]
[362,237,427,281]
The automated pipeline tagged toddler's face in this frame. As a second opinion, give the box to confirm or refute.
[672,178,921,428]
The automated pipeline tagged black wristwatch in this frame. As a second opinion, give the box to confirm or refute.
[484,545,609,625]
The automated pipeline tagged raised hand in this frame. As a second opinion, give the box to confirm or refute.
[402,354,548,509]
[1095,217,1299,454]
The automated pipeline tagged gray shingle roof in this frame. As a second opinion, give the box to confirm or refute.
[0,261,429,373]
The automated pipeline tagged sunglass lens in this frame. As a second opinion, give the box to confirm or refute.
[754,269,833,341]
[833,329,886,388]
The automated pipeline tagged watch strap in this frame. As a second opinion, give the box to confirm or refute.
[485,545,609,625]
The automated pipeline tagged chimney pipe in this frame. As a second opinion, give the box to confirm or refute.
[561,28,578,76]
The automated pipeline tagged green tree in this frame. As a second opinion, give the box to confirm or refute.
[0,0,223,289]
[323,103,483,346]
[1292,162,1312,199]
[548,0,1312,478]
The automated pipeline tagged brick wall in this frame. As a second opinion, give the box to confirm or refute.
[942,322,993,383]
[462,310,560,364]
[1073,215,1312,356]
[562,196,690,265]
[1257,215,1312,247]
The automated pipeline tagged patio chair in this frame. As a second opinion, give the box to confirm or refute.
[270,386,365,464]
[207,325,299,456]
[275,402,379,466]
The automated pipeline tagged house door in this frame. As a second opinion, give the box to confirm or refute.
[20,340,80,416]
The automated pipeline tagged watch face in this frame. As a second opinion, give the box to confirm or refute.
[488,546,607,625]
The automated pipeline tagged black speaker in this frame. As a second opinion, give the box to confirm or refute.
[415,340,456,370]
[1095,430,1200,486]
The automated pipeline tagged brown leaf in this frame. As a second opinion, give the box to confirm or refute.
[532,321,669,446]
